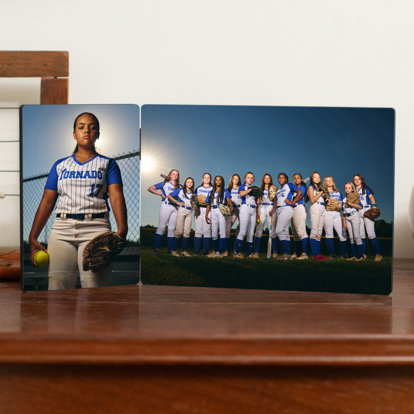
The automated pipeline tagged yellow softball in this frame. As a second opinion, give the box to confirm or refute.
[34,250,49,267]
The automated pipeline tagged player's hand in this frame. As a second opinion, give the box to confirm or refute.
[230,208,234,215]
[29,239,47,267]
[161,194,165,199]
[343,222,347,231]
[205,215,211,224]
[285,200,292,206]
[115,230,127,240]
[269,210,274,217]
[177,201,185,206]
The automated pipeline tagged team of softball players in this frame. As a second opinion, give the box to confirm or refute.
[148,170,383,261]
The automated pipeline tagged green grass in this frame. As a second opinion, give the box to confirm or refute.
[141,247,392,295]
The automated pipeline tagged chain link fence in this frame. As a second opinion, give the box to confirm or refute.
[23,151,140,245]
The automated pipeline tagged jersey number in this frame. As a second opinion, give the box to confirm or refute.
[89,184,103,197]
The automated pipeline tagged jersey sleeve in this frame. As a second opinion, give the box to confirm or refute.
[44,160,60,191]
[107,159,123,186]
[366,187,373,196]
[169,188,181,198]
[239,184,247,193]
[287,183,296,193]
[224,189,231,199]
[154,182,164,190]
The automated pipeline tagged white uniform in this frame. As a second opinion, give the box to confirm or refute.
[207,189,231,254]
[309,184,326,256]
[44,154,122,290]
[275,183,295,254]
[226,187,242,238]
[290,184,308,241]
[194,185,213,238]
[255,189,276,238]
[170,188,193,239]
[343,196,363,252]
[357,187,376,240]
[324,191,346,241]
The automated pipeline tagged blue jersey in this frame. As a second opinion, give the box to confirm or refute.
[357,187,373,208]
[276,183,295,206]
[169,188,193,209]
[45,154,122,215]
[239,184,256,206]
[290,184,306,205]
[206,189,231,205]
[154,181,181,200]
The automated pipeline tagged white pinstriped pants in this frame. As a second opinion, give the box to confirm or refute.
[291,204,308,241]
[47,216,112,291]
[255,204,277,238]
[324,210,346,241]
[309,203,325,241]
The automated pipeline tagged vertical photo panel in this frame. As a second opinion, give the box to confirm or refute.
[21,104,140,291]
[141,105,394,294]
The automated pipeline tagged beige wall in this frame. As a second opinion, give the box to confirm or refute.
[1,0,413,257]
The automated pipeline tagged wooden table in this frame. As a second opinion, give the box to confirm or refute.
[1,260,413,413]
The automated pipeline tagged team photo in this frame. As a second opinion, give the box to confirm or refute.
[140,105,394,294]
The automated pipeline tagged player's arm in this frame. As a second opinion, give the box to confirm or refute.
[368,193,377,206]
[167,189,185,206]
[269,200,277,216]
[239,186,251,197]
[287,188,303,206]
[148,184,165,199]
[307,186,323,204]
[28,189,58,266]
[108,183,128,239]
[347,201,362,210]
[226,197,234,214]
[342,214,347,230]
[205,203,211,224]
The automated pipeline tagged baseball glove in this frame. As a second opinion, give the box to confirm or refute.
[218,204,232,216]
[197,194,208,206]
[364,207,381,220]
[83,231,126,273]
[190,194,198,210]
[249,186,263,199]
[326,198,342,211]
[346,192,360,207]
[268,185,278,202]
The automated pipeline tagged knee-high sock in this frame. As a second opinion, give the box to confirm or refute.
[212,238,219,252]
[225,238,229,252]
[281,240,290,254]
[154,233,163,250]
[203,237,211,253]
[325,238,334,255]
[271,238,277,254]
[356,243,364,259]
[254,237,261,253]
[340,241,348,256]
[310,238,318,256]
[295,241,302,255]
[301,238,309,255]
[361,238,367,255]
[317,240,322,255]
[350,243,356,258]
[182,237,189,252]
[247,242,253,256]
[235,239,243,254]
[167,237,173,253]
[219,238,226,254]
[173,237,178,251]
[194,237,202,253]
[370,238,381,255]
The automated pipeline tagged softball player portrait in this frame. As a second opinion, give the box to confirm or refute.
[342,182,364,261]
[234,172,257,258]
[307,172,328,260]
[168,176,194,257]
[323,176,348,258]
[28,112,128,290]
[252,174,277,259]
[205,175,234,257]
[225,173,242,256]
[289,173,309,260]
[193,173,213,255]
[148,169,181,256]
[353,174,383,261]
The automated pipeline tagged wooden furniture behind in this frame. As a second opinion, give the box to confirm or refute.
[0,51,69,104]
[0,260,413,413]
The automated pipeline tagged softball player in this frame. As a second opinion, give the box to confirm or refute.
[234,172,257,258]
[148,169,181,256]
[289,173,309,260]
[323,176,348,258]
[28,112,128,290]
[353,174,383,261]
[270,173,296,259]
[224,173,242,256]
[193,173,213,255]
[342,182,364,260]
[252,173,276,258]
[167,177,194,257]
[205,176,234,257]
[307,172,328,260]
